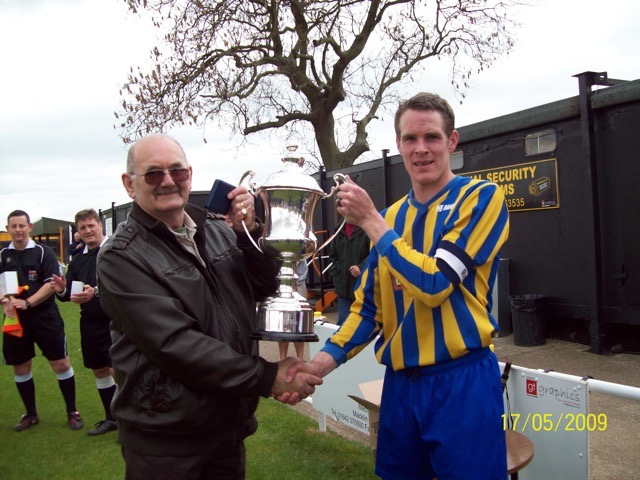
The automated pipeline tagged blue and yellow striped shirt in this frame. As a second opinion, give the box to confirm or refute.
[322,176,510,370]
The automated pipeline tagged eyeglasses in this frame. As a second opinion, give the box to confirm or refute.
[132,167,191,185]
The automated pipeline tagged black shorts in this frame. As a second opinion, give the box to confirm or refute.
[3,309,68,365]
[122,441,246,480]
[80,317,112,370]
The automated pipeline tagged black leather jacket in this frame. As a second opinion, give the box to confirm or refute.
[97,202,280,455]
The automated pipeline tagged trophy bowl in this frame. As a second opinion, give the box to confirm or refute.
[241,146,344,342]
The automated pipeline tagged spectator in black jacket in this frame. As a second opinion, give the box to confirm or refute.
[96,134,321,480]
[51,209,117,436]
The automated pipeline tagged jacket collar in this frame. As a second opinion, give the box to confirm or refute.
[9,239,36,250]
[129,202,206,234]
[128,202,210,259]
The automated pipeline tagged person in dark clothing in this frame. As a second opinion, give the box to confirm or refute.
[97,134,321,480]
[67,232,85,260]
[51,208,117,436]
[329,223,370,325]
[1,209,83,432]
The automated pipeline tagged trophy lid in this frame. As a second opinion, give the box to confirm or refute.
[259,145,324,193]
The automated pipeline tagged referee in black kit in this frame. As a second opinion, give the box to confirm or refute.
[51,209,118,436]
[1,209,83,432]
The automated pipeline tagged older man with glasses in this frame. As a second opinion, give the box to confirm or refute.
[97,134,322,480]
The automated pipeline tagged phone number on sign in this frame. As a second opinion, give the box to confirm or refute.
[503,413,608,432]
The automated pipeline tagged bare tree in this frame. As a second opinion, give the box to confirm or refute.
[117,0,526,170]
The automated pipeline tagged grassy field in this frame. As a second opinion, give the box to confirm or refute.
[0,301,378,480]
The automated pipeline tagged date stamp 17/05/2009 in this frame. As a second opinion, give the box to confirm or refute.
[503,412,608,432]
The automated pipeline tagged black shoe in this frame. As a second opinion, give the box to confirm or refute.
[14,414,39,432]
[68,411,84,430]
[87,419,118,436]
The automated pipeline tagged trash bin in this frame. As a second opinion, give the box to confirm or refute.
[509,294,547,346]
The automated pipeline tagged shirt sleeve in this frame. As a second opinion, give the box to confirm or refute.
[322,182,509,365]
[41,245,62,284]
[374,182,508,308]
[321,248,383,366]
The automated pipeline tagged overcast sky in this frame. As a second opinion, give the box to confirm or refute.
[1,0,639,224]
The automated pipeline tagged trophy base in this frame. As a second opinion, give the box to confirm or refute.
[249,331,319,342]
[251,294,318,342]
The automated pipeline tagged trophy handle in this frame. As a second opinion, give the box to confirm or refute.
[326,173,347,198]
[239,170,257,194]
[316,173,347,252]
[238,170,264,253]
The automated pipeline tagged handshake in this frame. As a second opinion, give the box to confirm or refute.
[270,352,337,405]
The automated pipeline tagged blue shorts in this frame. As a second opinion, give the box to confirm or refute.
[375,348,507,480]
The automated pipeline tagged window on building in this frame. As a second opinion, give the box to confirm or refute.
[451,150,464,170]
[525,129,557,156]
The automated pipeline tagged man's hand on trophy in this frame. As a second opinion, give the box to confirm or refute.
[336,175,390,244]
[335,175,377,227]
[271,357,323,405]
[228,185,258,234]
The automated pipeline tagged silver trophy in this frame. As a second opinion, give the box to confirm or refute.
[240,145,345,342]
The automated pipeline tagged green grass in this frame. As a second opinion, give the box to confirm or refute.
[0,302,378,480]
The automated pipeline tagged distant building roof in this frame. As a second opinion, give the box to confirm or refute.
[31,217,74,237]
